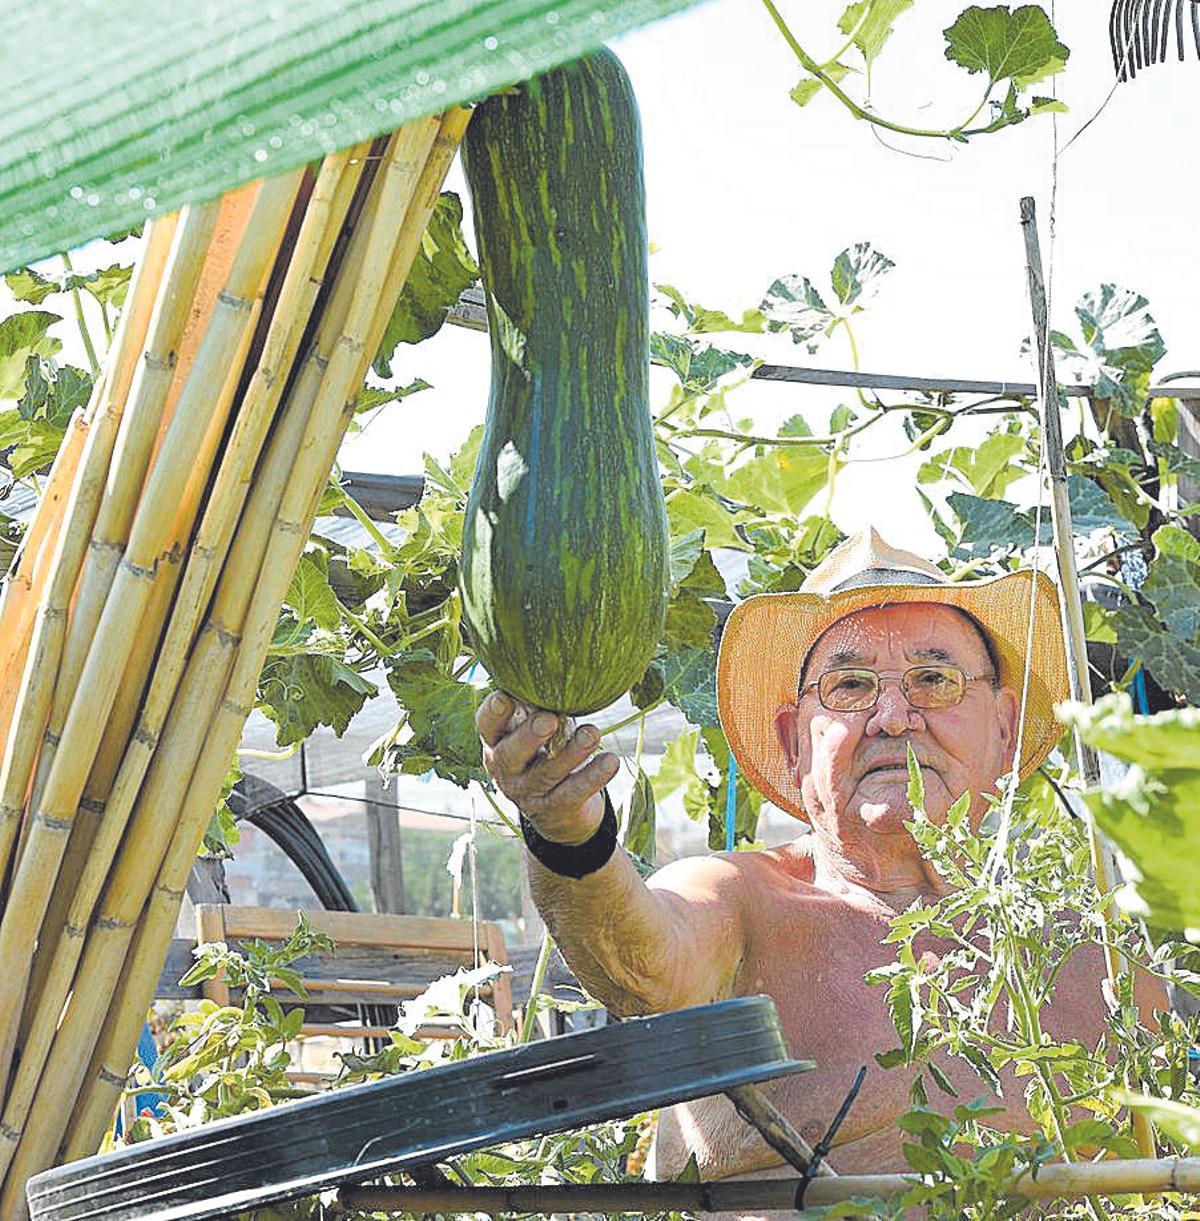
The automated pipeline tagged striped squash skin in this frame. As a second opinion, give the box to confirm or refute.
[459,49,668,715]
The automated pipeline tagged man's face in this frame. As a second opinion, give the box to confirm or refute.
[774,603,1019,837]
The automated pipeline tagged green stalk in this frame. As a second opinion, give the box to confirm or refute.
[600,698,663,739]
[759,0,964,140]
[477,782,519,836]
[520,929,554,1044]
[61,252,100,375]
[337,485,397,554]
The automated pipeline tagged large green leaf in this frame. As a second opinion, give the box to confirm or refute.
[0,0,700,271]
[0,312,61,398]
[1060,697,1200,937]
[943,5,1069,88]
[373,192,479,377]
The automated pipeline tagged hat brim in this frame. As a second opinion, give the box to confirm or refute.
[716,570,1070,821]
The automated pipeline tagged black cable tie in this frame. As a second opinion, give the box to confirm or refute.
[794,1065,867,1211]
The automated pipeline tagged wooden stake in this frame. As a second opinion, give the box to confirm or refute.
[1019,196,1155,1163]
[338,1155,1200,1213]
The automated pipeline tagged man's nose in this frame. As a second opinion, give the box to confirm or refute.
[865,680,923,736]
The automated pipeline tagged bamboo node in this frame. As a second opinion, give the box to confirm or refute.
[120,557,157,582]
[95,915,135,930]
[0,1123,20,1144]
[66,921,86,938]
[336,334,366,356]
[44,605,68,622]
[79,796,106,814]
[156,882,186,900]
[216,288,256,313]
[133,722,158,749]
[97,1066,127,1088]
[88,537,124,557]
[33,813,72,832]
[0,804,22,826]
[276,517,304,537]
[142,350,175,373]
[43,728,61,747]
[221,696,253,718]
[210,623,242,649]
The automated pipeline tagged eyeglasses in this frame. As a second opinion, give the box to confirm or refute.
[800,664,991,713]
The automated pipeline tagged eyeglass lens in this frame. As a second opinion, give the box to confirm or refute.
[817,665,967,711]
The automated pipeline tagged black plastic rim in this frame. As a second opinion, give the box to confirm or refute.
[28,996,808,1221]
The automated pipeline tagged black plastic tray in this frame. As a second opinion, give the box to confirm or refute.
[28,995,806,1220]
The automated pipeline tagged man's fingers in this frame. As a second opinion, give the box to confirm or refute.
[529,722,602,787]
[526,752,619,817]
[490,705,565,778]
[476,690,516,748]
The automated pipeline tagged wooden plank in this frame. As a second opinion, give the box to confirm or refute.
[193,904,230,1007]
[209,905,493,953]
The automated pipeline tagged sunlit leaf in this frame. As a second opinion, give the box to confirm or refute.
[944,5,1070,88]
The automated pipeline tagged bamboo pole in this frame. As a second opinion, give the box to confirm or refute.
[338,1155,1200,1213]
[2,122,439,1197]
[60,110,469,1172]
[0,173,300,1112]
[18,302,260,1041]
[1020,196,1155,1163]
[25,203,222,816]
[0,217,174,898]
[0,152,363,1186]
[0,408,91,746]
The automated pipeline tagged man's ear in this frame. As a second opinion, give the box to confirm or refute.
[996,685,1020,766]
[774,703,801,775]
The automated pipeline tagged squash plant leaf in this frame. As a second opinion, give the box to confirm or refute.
[650,332,753,397]
[381,650,486,788]
[1113,606,1200,705]
[284,553,341,632]
[0,311,61,399]
[837,0,915,69]
[622,766,656,863]
[373,193,479,378]
[943,5,1069,90]
[1061,697,1200,936]
[257,653,377,747]
[759,274,836,351]
[830,242,895,308]
[4,267,59,305]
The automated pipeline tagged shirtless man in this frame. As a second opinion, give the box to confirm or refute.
[476,529,1147,1190]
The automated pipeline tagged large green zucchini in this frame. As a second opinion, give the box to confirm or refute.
[459,48,668,716]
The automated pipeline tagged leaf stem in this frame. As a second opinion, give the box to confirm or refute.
[477,782,519,836]
[600,698,664,738]
[337,485,396,554]
[759,0,963,140]
[61,252,100,375]
[520,929,555,1044]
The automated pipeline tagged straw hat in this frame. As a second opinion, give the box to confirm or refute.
[716,528,1070,820]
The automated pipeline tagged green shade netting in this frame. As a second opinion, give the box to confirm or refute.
[0,0,699,273]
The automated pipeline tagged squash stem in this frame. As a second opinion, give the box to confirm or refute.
[600,698,663,739]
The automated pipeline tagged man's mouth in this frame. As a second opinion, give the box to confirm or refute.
[862,760,934,778]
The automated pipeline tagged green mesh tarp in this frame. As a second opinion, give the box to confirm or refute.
[0,0,698,272]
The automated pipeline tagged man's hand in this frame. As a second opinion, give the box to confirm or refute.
[476,691,620,844]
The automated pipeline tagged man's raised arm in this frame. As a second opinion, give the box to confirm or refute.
[476,692,746,1017]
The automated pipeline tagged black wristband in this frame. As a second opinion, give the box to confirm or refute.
[520,790,619,880]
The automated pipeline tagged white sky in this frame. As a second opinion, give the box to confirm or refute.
[341,0,1200,552]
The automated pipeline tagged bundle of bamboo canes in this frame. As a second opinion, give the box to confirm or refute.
[0,108,471,1216]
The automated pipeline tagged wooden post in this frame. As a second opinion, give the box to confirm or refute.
[365,771,404,914]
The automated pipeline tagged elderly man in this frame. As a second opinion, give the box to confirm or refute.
[476,529,1130,1191]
